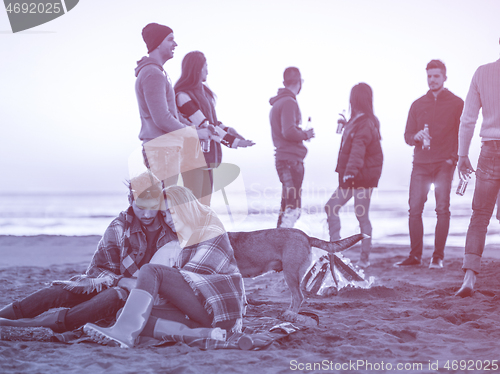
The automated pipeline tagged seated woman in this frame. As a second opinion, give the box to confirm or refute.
[84,185,245,348]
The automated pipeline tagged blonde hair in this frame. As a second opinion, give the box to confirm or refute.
[163,186,211,230]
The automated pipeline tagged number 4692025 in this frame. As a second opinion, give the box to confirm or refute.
[444,360,498,371]
[6,3,62,14]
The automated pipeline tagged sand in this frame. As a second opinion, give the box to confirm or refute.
[1,235,500,374]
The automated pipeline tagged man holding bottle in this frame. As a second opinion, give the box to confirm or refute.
[269,67,315,228]
[396,60,464,268]
[456,40,500,296]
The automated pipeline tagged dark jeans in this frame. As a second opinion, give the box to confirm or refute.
[324,187,373,262]
[408,160,456,260]
[463,141,500,273]
[16,285,127,331]
[142,145,182,188]
[182,167,213,206]
[275,159,304,227]
[137,264,236,330]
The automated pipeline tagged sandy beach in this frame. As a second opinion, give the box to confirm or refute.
[1,235,500,374]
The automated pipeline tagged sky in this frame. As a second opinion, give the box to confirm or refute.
[1,0,499,194]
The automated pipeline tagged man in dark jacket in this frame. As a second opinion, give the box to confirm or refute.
[396,60,464,268]
[0,172,177,332]
[269,67,315,228]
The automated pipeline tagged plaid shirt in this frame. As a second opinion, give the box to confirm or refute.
[55,206,177,294]
[177,211,245,329]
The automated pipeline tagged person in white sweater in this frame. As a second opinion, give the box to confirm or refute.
[456,39,500,297]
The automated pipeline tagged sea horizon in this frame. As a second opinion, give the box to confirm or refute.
[1,186,499,251]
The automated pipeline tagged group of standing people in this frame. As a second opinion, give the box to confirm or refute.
[269,68,383,268]
[269,39,500,292]
[394,50,500,301]
[137,23,254,207]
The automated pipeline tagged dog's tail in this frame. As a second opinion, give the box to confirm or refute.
[308,233,369,253]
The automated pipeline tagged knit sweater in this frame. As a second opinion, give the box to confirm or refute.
[458,59,500,156]
[269,88,308,162]
[404,89,464,164]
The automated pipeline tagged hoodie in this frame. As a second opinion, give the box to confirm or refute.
[135,56,187,144]
[269,88,308,162]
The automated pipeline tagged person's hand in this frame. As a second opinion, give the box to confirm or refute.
[337,116,348,127]
[227,127,245,140]
[305,128,315,140]
[207,124,218,136]
[236,139,255,148]
[196,127,211,141]
[343,174,354,183]
[117,277,137,292]
[458,155,474,179]
[414,129,431,143]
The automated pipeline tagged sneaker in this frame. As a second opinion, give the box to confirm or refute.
[394,256,421,267]
[429,257,443,269]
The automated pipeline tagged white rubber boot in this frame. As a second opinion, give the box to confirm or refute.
[83,289,153,348]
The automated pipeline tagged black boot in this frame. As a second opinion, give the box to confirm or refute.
[0,309,68,332]
[0,301,23,320]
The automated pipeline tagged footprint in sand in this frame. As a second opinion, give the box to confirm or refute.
[388,329,417,343]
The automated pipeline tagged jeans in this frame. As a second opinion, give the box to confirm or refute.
[408,160,456,260]
[142,145,182,187]
[16,285,127,331]
[137,264,236,330]
[324,187,373,262]
[182,167,213,206]
[463,141,500,273]
[275,159,304,227]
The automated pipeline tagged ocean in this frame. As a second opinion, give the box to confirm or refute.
[1,183,499,250]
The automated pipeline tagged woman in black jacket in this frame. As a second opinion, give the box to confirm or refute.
[324,83,383,268]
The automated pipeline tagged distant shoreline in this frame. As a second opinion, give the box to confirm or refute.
[2,234,498,270]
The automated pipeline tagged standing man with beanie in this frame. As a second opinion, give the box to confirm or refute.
[136,23,209,188]
[269,67,315,228]
[456,40,500,297]
[396,60,464,269]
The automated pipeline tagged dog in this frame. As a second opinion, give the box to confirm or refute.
[228,228,365,324]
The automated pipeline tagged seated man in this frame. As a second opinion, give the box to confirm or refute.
[0,171,177,332]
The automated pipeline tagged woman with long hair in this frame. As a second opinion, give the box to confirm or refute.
[174,51,254,205]
[84,185,245,348]
[324,83,383,268]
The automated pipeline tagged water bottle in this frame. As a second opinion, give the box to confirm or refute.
[422,124,430,150]
[199,120,211,153]
[337,110,346,134]
[305,117,312,142]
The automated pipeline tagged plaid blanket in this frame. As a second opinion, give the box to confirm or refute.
[54,206,177,294]
[177,210,245,330]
